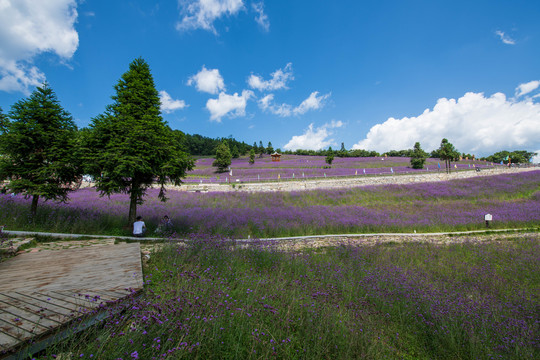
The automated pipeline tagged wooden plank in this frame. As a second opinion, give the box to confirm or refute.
[0,243,143,356]
[0,315,48,336]
[0,317,35,344]
[51,290,121,304]
[15,292,95,314]
[47,291,107,308]
[0,243,143,293]
[0,325,19,351]
[6,293,82,318]
[0,294,67,326]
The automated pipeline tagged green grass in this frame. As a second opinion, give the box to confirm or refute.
[33,234,539,360]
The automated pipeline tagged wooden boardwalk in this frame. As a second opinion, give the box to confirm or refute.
[0,243,143,357]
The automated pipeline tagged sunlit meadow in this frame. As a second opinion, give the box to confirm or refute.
[184,155,498,183]
[34,234,539,359]
[1,170,538,237]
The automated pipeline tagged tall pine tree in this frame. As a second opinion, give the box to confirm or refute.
[213,140,232,172]
[83,58,194,224]
[0,83,81,218]
[410,142,427,169]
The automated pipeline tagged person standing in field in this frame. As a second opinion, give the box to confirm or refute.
[133,216,146,237]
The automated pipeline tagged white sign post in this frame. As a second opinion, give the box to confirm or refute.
[484,214,493,227]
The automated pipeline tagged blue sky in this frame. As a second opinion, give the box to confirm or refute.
[1,0,540,159]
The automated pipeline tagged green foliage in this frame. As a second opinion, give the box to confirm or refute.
[82,58,194,223]
[410,142,428,169]
[485,150,537,164]
[437,138,459,173]
[0,106,7,134]
[282,148,381,158]
[213,140,232,172]
[267,141,274,155]
[0,83,81,218]
[41,236,540,360]
[386,149,414,157]
[325,150,334,166]
[231,145,239,159]
[180,133,251,156]
[249,148,255,164]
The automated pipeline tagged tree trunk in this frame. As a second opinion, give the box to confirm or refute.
[128,192,138,225]
[30,194,39,220]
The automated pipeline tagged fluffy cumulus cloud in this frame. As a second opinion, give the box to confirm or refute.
[159,90,188,113]
[258,91,331,117]
[495,30,516,45]
[515,80,540,98]
[353,83,540,155]
[206,90,253,121]
[252,2,269,32]
[187,66,226,94]
[258,94,292,117]
[248,63,293,91]
[0,0,79,94]
[284,120,344,151]
[293,91,331,115]
[176,0,244,33]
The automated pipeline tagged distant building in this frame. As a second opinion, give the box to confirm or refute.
[271,152,281,162]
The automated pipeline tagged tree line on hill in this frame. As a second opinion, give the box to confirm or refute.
[0,57,536,225]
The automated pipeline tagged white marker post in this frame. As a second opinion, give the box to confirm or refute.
[484,214,493,228]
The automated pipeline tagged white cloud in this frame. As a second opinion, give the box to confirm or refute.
[258,94,292,117]
[0,0,79,94]
[248,63,293,91]
[515,80,540,97]
[531,150,540,164]
[293,91,331,115]
[206,90,253,122]
[258,90,331,117]
[283,120,344,151]
[352,88,540,155]
[159,90,188,113]
[252,2,269,32]
[187,65,226,94]
[495,30,516,45]
[176,0,244,34]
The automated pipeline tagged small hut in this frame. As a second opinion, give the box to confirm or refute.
[271,152,281,162]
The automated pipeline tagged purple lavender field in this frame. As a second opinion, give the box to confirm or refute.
[185,155,498,183]
[1,170,538,237]
[37,233,540,359]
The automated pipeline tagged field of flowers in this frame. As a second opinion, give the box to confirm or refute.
[185,155,498,183]
[1,170,539,237]
[35,233,539,359]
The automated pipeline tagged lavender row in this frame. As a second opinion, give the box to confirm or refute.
[185,156,501,183]
[1,170,538,237]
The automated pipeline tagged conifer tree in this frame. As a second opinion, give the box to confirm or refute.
[438,138,459,173]
[0,107,7,134]
[410,142,427,169]
[213,140,232,172]
[83,58,194,224]
[249,148,255,165]
[258,140,265,157]
[325,147,334,166]
[0,83,81,218]
[267,141,274,155]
